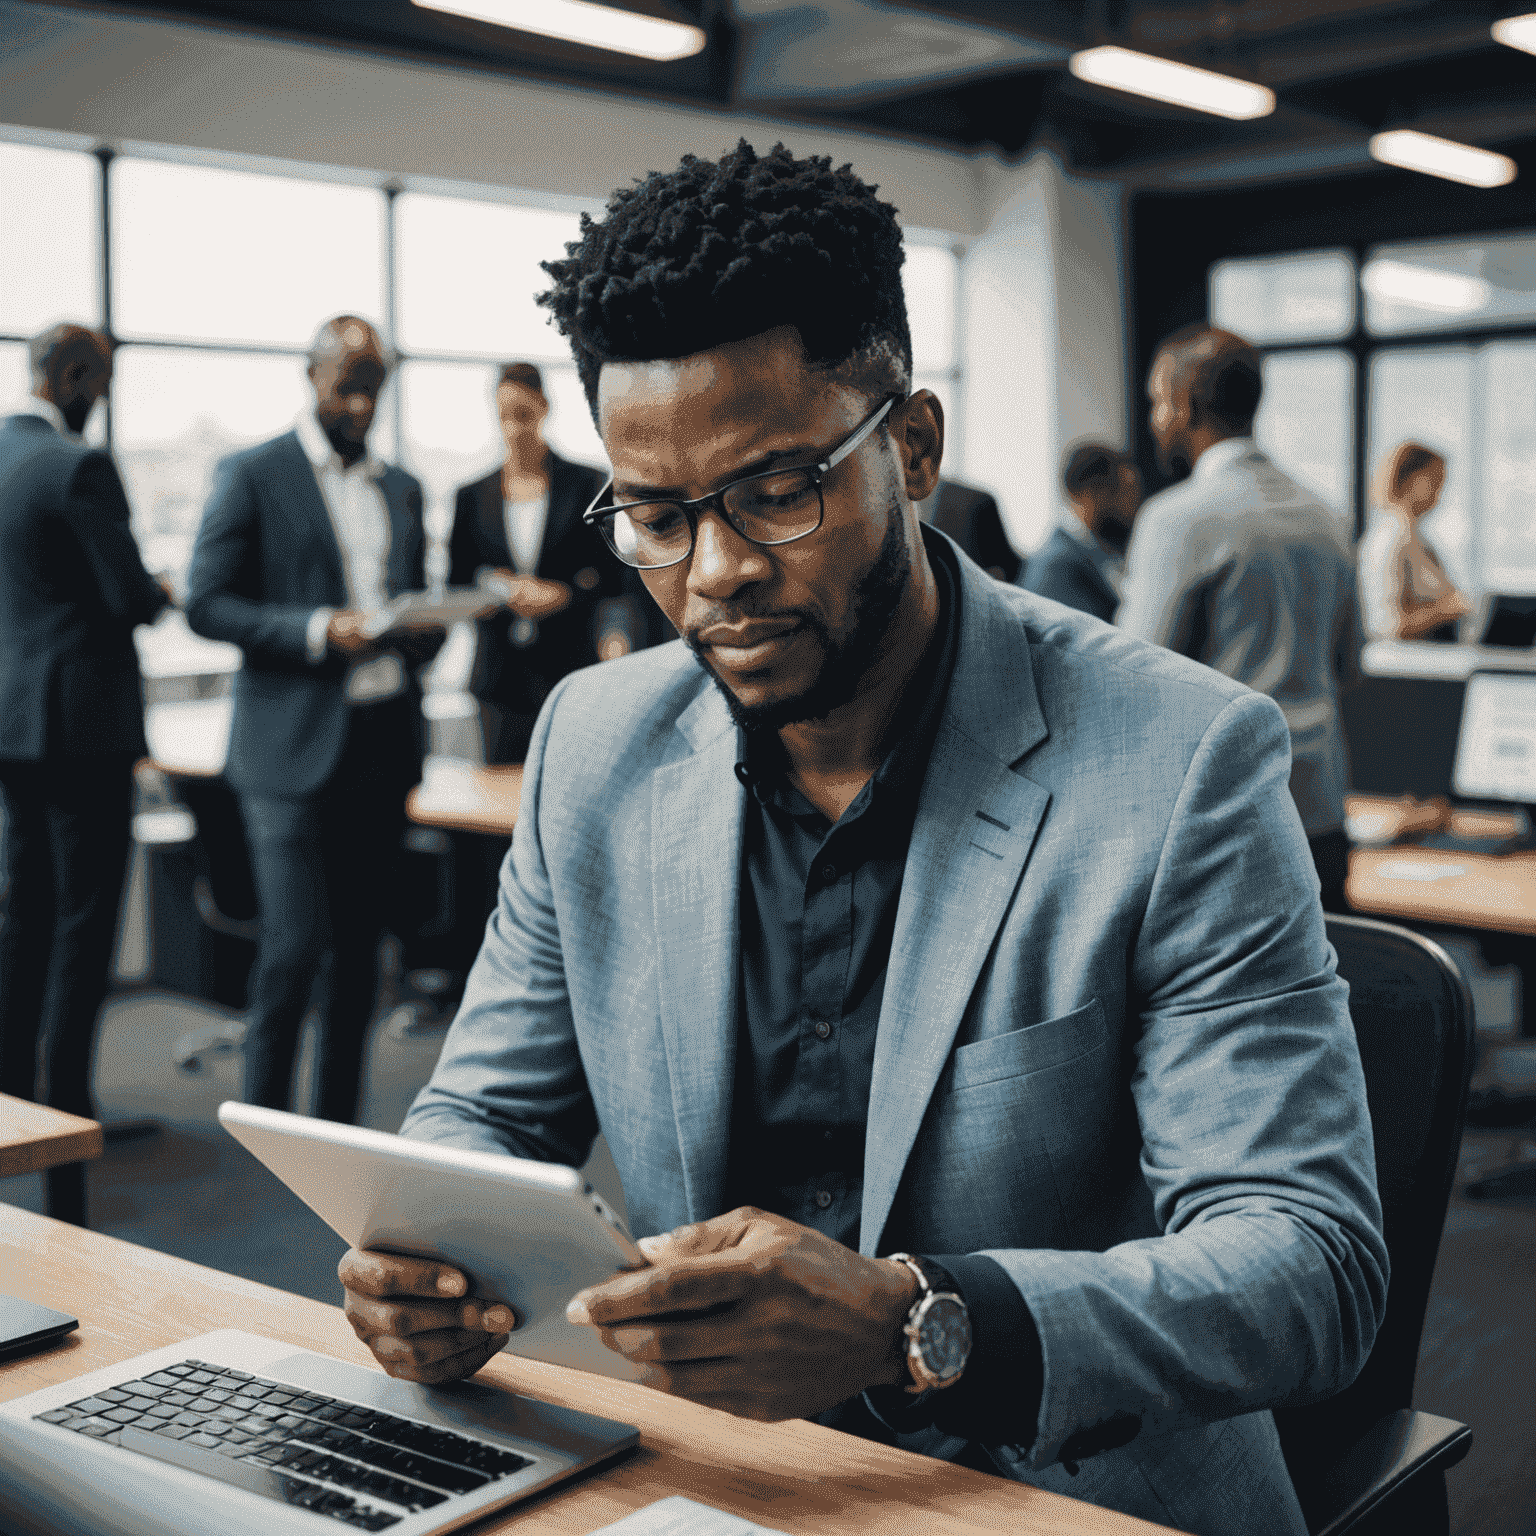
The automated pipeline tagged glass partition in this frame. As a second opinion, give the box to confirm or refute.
[1253,349,1354,521]
[0,141,100,335]
[1364,234,1536,338]
[1209,250,1355,344]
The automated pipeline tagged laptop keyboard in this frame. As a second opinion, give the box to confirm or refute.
[34,1358,534,1530]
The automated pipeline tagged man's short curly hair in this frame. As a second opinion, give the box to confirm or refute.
[538,140,912,420]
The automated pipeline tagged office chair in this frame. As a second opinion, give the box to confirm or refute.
[1272,915,1475,1536]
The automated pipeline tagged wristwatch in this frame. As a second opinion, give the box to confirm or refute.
[888,1253,972,1395]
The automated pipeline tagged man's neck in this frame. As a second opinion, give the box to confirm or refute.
[777,546,941,822]
[1186,426,1242,470]
[503,440,548,478]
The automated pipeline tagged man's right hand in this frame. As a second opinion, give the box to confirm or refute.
[326,609,377,656]
[339,1248,514,1384]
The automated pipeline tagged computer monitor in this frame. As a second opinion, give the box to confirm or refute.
[1479,594,1536,649]
[1452,671,1536,805]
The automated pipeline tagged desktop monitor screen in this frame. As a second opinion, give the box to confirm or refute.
[1452,672,1536,804]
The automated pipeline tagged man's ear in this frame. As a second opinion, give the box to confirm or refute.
[900,389,944,503]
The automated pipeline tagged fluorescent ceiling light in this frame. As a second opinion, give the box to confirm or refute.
[412,0,706,62]
[1068,45,1274,120]
[1361,259,1491,314]
[1492,12,1536,55]
[1368,129,1517,188]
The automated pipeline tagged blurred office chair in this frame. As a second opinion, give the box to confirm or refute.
[1273,914,1474,1536]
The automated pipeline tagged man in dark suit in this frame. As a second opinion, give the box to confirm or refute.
[448,361,645,766]
[0,323,170,1224]
[919,477,1019,582]
[186,316,440,1125]
[1020,442,1142,623]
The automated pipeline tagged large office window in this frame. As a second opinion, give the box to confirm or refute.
[1211,233,1536,592]
[2,127,968,592]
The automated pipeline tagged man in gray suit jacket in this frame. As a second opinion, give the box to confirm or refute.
[187,317,440,1124]
[1117,326,1362,910]
[339,145,1385,1536]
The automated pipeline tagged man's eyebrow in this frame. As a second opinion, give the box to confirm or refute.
[613,443,819,501]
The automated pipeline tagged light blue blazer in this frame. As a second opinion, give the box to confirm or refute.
[404,534,1388,1536]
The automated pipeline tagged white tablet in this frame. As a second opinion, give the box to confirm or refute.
[217,1102,647,1381]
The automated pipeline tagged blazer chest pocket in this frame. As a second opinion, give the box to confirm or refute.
[949,999,1107,1091]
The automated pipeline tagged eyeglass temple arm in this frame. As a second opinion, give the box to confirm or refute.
[821,394,899,473]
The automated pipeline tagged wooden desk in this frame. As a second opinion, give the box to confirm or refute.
[0,1098,103,1180]
[0,1207,1176,1536]
[407,763,523,838]
[1345,796,1536,938]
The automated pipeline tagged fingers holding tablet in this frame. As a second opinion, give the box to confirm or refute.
[338,1247,515,1384]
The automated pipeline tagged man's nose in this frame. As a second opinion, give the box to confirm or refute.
[688,509,769,599]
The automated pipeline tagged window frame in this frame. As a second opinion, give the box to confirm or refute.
[1209,234,1536,555]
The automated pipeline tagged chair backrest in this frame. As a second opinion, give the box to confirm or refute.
[1273,914,1474,1463]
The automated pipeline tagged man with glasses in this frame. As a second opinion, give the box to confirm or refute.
[340,143,1385,1536]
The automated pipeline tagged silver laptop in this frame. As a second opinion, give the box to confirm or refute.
[0,1328,638,1536]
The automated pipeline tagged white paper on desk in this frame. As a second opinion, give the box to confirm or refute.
[587,1495,789,1536]
[1377,859,1467,882]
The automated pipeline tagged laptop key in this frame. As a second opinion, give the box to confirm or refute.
[117,1427,402,1528]
[144,1372,182,1387]
[153,1424,194,1440]
[186,1433,223,1449]
[66,1397,114,1416]
[104,1408,140,1424]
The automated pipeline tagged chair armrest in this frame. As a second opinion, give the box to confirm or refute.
[1301,1409,1471,1536]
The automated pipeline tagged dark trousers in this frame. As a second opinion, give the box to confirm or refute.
[0,755,136,1226]
[237,698,416,1125]
[1309,828,1350,914]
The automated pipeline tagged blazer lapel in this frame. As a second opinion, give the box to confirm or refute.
[475,472,509,566]
[650,685,745,1222]
[860,543,1053,1254]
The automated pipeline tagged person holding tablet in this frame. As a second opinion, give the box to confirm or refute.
[339,143,1386,1536]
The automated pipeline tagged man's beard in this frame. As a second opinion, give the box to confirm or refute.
[60,397,94,435]
[686,491,912,735]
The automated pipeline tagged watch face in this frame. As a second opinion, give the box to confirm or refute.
[918,1296,972,1381]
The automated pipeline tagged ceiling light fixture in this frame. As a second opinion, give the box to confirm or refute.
[1368,129,1517,188]
[1492,12,1536,55]
[1068,45,1274,120]
[412,0,706,62]
[1361,259,1491,314]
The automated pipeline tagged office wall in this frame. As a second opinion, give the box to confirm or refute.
[1,1,1128,553]
[960,154,1128,555]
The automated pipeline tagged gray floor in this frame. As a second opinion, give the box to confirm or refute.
[3,984,1532,1536]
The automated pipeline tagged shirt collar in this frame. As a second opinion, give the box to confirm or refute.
[9,395,74,437]
[1191,435,1258,482]
[294,410,383,480]
[736,531,962,822]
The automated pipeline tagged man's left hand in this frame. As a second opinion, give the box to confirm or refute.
[566,1207,918,1420]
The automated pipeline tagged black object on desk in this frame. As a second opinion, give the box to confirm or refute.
[1479,595,1536,650]
[0,1296,78,1362]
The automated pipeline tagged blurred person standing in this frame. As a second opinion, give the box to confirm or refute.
[1021,443,1142,621]
[448,362,630,765]
[186,316,441,1124]
[0,323,171,1224]
[1358,442,1470,642]
[1119,325,1361,910]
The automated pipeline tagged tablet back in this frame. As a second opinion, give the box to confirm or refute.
[218,1104,644,1381]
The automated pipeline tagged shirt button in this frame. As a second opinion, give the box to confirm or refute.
[819,862,838,883]
[815,1190,833,1210]
[813,1019,833,1040]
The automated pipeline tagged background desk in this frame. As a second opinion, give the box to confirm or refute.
[406,763,522,838]
[0,1207,1176,1536]
[0,1099,102,1181]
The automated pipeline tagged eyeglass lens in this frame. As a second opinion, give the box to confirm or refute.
[603,467,823,569]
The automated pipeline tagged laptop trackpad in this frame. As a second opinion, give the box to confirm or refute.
[266,1352,638,1464]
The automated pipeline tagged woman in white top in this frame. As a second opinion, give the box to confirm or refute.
[1357,441,1472,642]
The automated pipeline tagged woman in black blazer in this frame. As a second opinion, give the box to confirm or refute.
[448,362,650,765]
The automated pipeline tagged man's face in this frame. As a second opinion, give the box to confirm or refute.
[310,325,388,446]
[1147,354,1190,478]
[497,382,548,456]
[597,328,933,732]
[50,338,112,436]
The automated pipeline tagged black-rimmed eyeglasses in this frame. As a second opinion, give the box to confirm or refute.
[582,395,901,571]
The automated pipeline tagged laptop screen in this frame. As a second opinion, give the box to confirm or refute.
[1453,672,1536,804]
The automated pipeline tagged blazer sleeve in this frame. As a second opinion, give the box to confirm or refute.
[184,454,316,667]
[400,673,597,1163]
[980,692,1388,1467]
[63,451,168,627]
